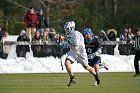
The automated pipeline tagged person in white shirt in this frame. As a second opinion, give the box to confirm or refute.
[63,21,100,87]
[1,31,11,59]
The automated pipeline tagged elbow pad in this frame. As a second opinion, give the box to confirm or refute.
[71,45,79,51]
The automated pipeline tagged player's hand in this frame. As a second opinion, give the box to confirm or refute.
[58,42,69,48]
[58,43,65,48]
[95,48,102,57]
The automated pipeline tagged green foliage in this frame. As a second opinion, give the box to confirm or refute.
[0,0,140,35]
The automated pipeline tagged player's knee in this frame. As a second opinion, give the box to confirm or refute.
[84,65,93,71]
[65,59,71,67]
[83,66,89,70]
[64,61,68,67]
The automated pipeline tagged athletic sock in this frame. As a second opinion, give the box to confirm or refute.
[93,74,100,85]
[70,76,75,80]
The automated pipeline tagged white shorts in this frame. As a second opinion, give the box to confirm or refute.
[66,50,88,67]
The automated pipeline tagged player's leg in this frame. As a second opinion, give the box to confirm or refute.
[92,63,100,86]
[65,58,76,87]
[88,58,101,85]
[83,65,100,85]
[99,62,109,70]
[94,64,100,74]
[65,58,74,77]
[65,51,77,87]
[77,53,101,85]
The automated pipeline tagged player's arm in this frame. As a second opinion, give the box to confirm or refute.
[71,32,80,51]
[94,37,102,57]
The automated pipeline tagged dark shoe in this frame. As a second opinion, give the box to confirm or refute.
[94,74,100,85]
[67,79,76,87]
[67,76,76,87]
[133,74,140,77]
[96,78,100,85]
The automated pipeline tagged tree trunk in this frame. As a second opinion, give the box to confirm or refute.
[104,0,109,18]
[112,0,117,18]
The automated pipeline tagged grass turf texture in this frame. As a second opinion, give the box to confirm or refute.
[0,72,139,93]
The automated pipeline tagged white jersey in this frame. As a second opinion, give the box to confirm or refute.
[67,30,85,46]
[66,30,88,66]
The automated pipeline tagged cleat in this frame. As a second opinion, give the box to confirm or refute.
[93,81,98,86]
[67,79,76,87]
[102,62,109,70]
[133,74,140,77]
[94,74,100,85]
[96,78,100,85]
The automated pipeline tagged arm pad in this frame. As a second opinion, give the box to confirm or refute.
[71,45,79,51]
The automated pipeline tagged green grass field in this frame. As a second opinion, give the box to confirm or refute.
[0,72,139,93]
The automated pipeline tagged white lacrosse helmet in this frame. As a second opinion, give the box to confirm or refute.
[64,21,75,34]
[70,21,75,29]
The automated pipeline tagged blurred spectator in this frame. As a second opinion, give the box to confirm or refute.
[119,29,134,55]
[0,26,4,40]
[119,29,129,41]
[49,33,60,58]
[41,28,50,42]
[98,29,109,54]
[0,26,4,57]
[107,29,117,55]
[127,27,135,55]
[16,30,30,58]
[24,7,39,39]
[37,8,48,36]
[49,28,56,40]
[52,34,66,58]
[31,31,42,57]
[119,29,129,55]
[127,27,134,39]
[98,29,109,41]
[1,31,11,59]
[41,29,52,57]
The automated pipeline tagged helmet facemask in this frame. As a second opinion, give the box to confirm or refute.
[64,21,75,34]
[83,28,93,44]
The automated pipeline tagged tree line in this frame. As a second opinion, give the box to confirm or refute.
[0,0,140,36]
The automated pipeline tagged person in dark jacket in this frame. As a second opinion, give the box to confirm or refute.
[131,28,140,77]
[107,29,117,55]
[98,29,109,54]
[119,29,132,55]
[41,30,52,57]
[31,31,42,57]
[0,26,4,40]
[0,26,4,57]
[37,8,48,36]
[16,30,30,58]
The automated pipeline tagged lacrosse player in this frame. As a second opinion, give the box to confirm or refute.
[62,21,100,87]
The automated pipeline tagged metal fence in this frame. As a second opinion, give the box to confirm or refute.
[0,41,135,59]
